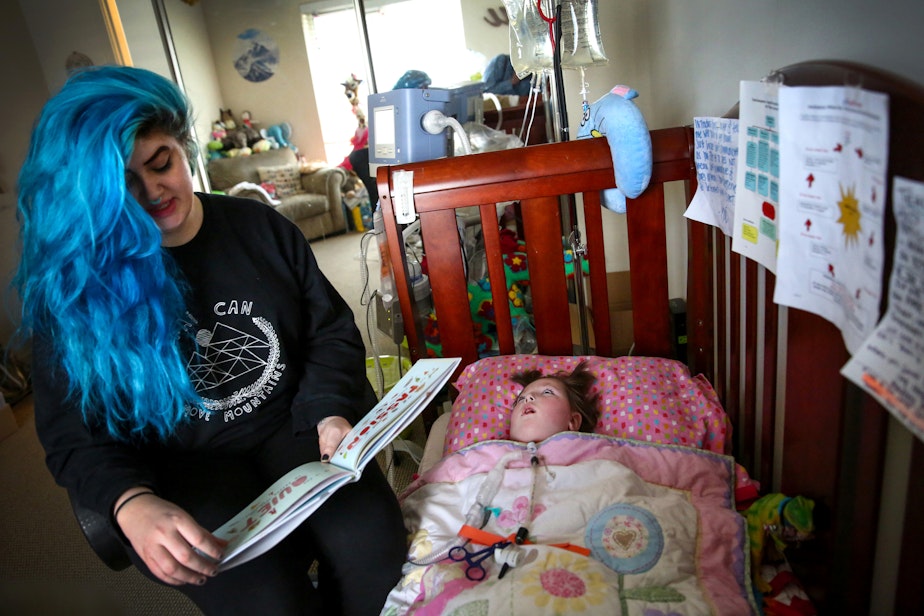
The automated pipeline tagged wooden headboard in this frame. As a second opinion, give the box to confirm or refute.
[376,60,924,613]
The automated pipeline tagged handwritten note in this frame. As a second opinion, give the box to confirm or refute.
[842,176,924,442]
[774,85,889,353]
[732,81,781,272]
[685,117,738,236]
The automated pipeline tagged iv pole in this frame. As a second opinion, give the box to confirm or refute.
[547,1,591,354]
[353,0,378,94]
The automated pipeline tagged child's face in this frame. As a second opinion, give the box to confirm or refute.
[509,377,581,443]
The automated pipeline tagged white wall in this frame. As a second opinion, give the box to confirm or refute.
[640,0,924,128]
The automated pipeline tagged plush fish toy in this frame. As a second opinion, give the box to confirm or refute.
[577,85,653,213]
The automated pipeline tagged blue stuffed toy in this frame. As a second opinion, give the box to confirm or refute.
[263,122,295,151]
[577,85,652,213]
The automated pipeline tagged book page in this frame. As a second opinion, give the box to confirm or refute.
[214,462,353,556]
[217,474,356,570]
[332,357,460,471]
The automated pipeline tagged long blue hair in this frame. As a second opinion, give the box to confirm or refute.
[15,65,202,441]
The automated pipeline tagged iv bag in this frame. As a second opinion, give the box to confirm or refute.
[559,0,607,69]
[503,0,608,78]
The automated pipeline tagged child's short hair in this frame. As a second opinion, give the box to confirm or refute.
[511,360,599,432]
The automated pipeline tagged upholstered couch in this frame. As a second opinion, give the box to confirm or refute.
[206,148,348,240]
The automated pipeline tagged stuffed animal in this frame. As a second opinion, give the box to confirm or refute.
[219,108,237,129]
[746,493,815,594]
[251,139,273,153]
[217,109,262,149]
[263,122,294,151]
[341,73,366,128]
[576,85,653,214]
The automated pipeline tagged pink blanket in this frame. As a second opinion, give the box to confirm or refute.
[382,433,757,615]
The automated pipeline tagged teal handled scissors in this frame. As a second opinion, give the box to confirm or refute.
[448,541,509,581]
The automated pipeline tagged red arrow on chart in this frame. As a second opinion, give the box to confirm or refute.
[856,148,864,158]
[805,218,812,232]
[806,173,815,187]
[834,143,843,152]
[828,263,835,277]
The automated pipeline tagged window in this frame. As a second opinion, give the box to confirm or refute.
[302,0,481,165]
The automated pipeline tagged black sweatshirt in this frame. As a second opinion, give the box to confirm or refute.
[32,194,375,517]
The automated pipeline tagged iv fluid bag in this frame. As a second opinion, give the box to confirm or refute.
[503,0,608,78]
[504,0,553,78]
[560,0,607,69]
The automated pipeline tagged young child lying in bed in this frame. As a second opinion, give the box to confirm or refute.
[381,360,758,615]
[508,361,600,442]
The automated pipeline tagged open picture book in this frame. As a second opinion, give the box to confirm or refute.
[213,356,461,570]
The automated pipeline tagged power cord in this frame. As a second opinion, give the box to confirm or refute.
[359,229,386,398]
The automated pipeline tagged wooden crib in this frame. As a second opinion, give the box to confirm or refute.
[376,60,924,614]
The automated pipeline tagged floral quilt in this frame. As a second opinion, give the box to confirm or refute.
[381,433,757,615]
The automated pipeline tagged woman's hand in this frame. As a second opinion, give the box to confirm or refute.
[317,415,353,461]
[114,488,227,586]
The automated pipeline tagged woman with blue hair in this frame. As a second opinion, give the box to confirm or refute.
[15,65,405,614]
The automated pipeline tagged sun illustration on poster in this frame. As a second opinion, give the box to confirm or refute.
[837,183,862,246]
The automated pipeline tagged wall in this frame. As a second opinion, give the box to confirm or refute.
[16,0,116,94]
[196,0,326,161]
[641,0,924,129]
[461,0,513,74]
[0,2,45,346]
[4,0,924,339]
[116,0,171,76]
[158,0,225,189]
[563,0,924,294]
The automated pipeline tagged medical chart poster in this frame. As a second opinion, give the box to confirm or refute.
[842,177,924,443]
[685,117,738,236]
[732,81,780,272]
[773,85,889,354]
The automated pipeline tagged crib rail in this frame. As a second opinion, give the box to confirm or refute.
[377,127,695,373]
[692,60,924,613]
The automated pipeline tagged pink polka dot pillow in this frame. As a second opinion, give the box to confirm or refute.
[443,355,728,456]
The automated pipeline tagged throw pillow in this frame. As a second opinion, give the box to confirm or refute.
[257,164,302,198]
[260,181,278,199]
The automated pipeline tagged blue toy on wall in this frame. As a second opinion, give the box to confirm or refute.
[577,85,653,214]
